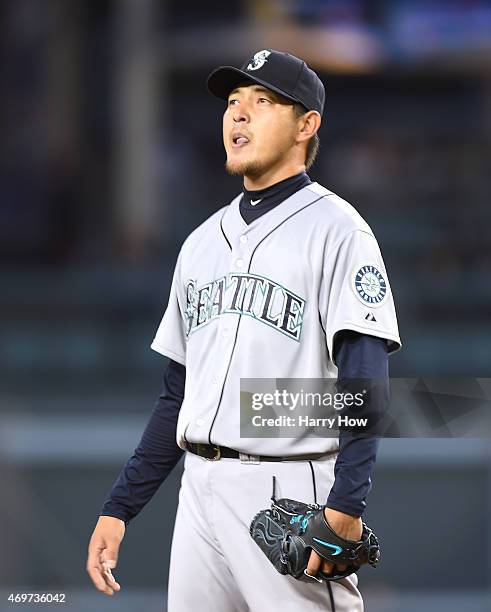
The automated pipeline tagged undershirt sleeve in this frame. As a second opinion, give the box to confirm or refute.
[325,331,389,517]
[99,359,186,526]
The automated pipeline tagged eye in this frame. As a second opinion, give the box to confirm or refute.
[258,97,271,104]
[228,98,238,106]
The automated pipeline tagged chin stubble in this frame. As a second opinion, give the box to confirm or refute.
[225,159,264,177]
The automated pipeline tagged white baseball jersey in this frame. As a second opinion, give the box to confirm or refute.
[151,182,401,456]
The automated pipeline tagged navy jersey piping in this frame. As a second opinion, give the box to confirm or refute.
[220,213,232,251]
[309,460,318,504]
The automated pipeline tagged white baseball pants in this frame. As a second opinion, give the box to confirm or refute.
[167,451,363,612]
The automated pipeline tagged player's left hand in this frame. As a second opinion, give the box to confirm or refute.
[306,508,363,578]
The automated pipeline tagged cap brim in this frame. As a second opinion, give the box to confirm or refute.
[206,66,301,106]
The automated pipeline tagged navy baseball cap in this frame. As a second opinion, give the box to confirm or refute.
[207,49,325,115]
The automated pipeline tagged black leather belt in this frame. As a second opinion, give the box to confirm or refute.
[184,442,336,462]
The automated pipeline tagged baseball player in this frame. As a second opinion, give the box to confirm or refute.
[87,49,401,611]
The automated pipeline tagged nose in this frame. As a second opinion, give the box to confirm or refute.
[233,104,249,123]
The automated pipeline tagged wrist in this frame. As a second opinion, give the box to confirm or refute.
[324,506,360,520]
[323,506,362,541]
[99,514,128,528]
[325,493,366,518]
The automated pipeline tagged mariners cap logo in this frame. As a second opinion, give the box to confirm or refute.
[246,50,271,71]
[353,265,387,307]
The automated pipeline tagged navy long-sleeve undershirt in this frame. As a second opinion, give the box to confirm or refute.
[100,331,388,525]
[326,331,389,516]
[100,360,186,526]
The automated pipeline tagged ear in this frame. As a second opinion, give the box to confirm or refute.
[296,111,321,144]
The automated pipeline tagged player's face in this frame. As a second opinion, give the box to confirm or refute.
[223,84,299,178]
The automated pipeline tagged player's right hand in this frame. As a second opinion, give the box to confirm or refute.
[86,516,125,596]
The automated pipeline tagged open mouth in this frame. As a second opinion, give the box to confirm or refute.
[232,134,250,148]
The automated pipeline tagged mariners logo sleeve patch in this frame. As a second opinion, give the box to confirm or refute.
[352,265,388,307]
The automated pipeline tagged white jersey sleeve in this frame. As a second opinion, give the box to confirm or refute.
[150,251,187,365]
[321,228,401,363]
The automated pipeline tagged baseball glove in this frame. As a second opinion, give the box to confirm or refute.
[249,496,380,582]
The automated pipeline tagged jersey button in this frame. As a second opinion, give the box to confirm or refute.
[196,418,205,427]
[222,329,229,338]
[236,258,244,268]
[240,235,247,244]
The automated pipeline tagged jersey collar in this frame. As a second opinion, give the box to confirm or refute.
[220,182,330,248]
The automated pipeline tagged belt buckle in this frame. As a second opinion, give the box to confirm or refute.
[207,445,221,461]
[197,443,221,461]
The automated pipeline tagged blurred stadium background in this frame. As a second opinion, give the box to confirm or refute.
[1,0,490,610]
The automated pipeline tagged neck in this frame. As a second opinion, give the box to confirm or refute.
[243,162,306,191]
